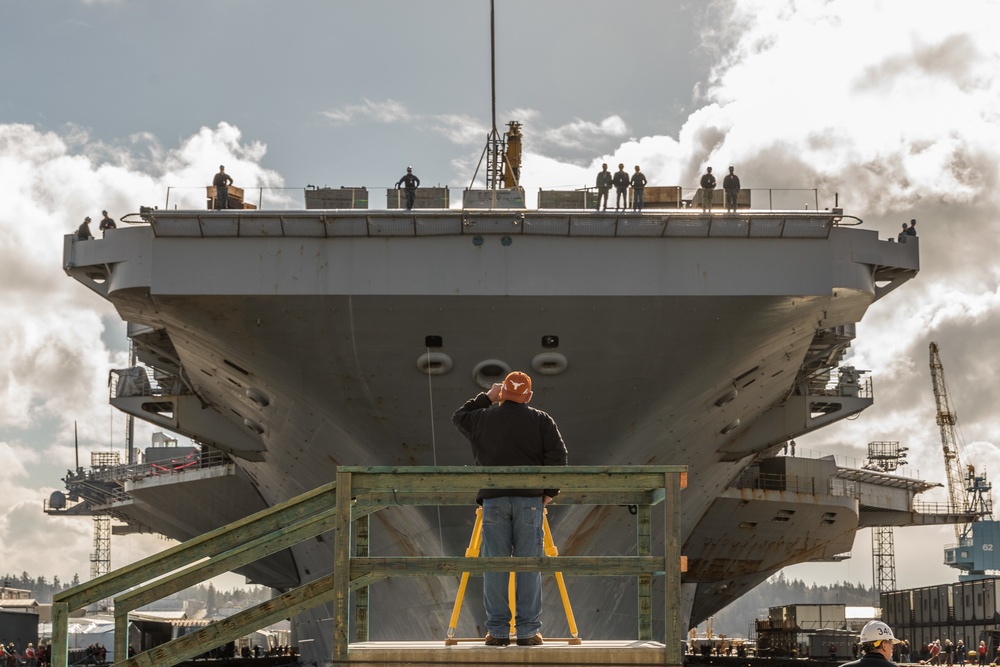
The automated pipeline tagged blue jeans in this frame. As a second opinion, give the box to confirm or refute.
[480,496,544,638]
[633,188,644,211]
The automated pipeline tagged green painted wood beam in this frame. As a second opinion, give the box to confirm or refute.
[664,472,683,667]
[51,602,69,667]
[113,612,127,667]
[638,503,653,641]
[48,466,684,667]
[333,471,354,661]
[353,490,666,507]
[115,504,342,612]
[341,467,684,495]
[350,556,668,577]
[55,480,337,610]
[340,465,687,474]
[354,514,370,643]
[118,572,341,667]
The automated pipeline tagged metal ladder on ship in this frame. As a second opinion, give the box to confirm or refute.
[444,505,583,645]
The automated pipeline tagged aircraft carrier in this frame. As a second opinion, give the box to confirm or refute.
[49,191,974,664]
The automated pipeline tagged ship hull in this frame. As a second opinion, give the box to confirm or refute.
[63,210,918,661]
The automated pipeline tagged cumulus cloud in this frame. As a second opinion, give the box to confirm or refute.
[449,0,1000,587]
[426,114,489,146]
[0,122,283,581]
[537,115,630,152]
[679,0,1000,587]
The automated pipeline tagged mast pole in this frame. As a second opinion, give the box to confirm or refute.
[490,0,497,133]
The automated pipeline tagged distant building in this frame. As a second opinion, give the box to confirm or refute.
[847,606,882,632]
[0,585,41,616]
[883,577,1000,660]
[0,610,39,655]
[0,598,40,614]
[0,585,32,600]
[757,603,876,658]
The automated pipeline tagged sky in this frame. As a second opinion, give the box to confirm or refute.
[1,0,1000,603]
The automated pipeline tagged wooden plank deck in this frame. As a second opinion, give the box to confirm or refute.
[347,639,675,666]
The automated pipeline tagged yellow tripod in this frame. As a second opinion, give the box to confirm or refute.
[444,505,582,645]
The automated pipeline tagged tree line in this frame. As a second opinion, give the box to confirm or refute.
[6,568,875,629]
[1,572,270,609]
[0,572,80,603]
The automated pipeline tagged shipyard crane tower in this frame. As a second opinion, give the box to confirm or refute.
[930,341,969,543]
[868,441,908,594]
[929,342,998,579]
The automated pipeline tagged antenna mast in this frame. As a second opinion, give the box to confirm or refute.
[469,0,521,191]
[490,0,497,136]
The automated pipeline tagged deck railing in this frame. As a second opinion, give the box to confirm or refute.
[50,465,687,667]
[108,366,190,400]
[162,185,827,213]
[61,448,230,489]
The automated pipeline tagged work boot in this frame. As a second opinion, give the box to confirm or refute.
[484,633,510,647]
[516,633,544,646]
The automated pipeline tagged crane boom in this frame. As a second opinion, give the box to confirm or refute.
[929,341,967,542]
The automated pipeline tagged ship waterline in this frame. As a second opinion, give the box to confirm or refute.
[63,208,919,661]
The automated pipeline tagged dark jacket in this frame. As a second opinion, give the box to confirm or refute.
[397,173,420,189]
[631,171,647,189]
[452,393,568,502]
[841,651,898,667]
[596,170,613,190]
[723,173,741,191]
[612,169,630,190]
[700,172,716,189]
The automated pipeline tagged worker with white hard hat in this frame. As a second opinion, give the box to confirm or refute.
[841,621,902,667]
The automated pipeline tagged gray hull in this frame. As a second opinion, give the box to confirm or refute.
[63,209,919,661]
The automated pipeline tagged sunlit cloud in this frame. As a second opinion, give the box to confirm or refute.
[537,115,630,151]
[426,114,488,146]
[0,121,285,581]
[322,98,412,124]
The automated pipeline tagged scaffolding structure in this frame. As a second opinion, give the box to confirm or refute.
[868,441,907,594]
[88,452,120,581]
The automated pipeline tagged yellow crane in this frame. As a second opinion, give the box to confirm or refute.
[929,341,969,543]
[929,342,996,578]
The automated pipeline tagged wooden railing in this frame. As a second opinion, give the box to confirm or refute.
[51,465,686,667]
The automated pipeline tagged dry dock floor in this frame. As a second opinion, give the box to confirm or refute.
[347,639,671,665]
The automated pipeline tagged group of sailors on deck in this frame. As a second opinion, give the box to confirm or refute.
[72,164,919,241]
[898,218,918,241]
[74,210,115,240]
[596,163,742,213]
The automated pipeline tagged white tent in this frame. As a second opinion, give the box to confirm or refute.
[38,617,116,662]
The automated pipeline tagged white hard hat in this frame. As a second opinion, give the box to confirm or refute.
[859,620,900,644]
